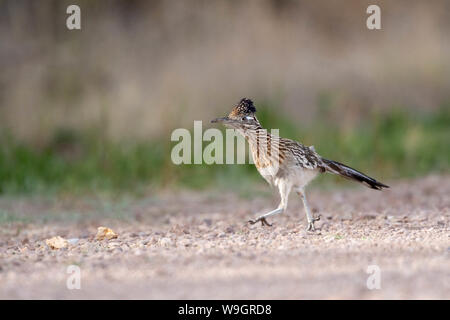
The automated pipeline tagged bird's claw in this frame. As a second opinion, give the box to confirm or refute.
[306,215,321,231]
[248,217,273,227]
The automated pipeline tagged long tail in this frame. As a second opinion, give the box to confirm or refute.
[321,158,389,190]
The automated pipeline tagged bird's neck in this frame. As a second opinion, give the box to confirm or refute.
[237,125,279,155]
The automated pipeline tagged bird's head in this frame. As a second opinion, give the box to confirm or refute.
[211,98,260,130]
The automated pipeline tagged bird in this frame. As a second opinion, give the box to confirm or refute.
[211,98,389,231]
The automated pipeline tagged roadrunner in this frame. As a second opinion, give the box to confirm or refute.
[212,98,389,231]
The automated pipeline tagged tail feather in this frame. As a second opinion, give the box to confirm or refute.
[321,158,389,190]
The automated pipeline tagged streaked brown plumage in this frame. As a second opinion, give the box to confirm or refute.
[212,98,389,231]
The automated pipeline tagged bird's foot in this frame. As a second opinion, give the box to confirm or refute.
[306,215,321,231]
[248,217,273,227]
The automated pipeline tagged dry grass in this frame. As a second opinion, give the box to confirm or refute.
[1,0,449,143]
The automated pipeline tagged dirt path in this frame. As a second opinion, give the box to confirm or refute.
[0,176,449,299]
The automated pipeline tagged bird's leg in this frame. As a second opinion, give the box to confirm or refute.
[298,189,321,231]
[248,207,282,226]
[248,182,290,227]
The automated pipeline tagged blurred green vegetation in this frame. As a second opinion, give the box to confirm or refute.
[0,102,449,196]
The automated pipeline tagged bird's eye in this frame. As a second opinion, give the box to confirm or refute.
[243,116,253,121]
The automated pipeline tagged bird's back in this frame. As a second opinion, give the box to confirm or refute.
[246,132,323,187]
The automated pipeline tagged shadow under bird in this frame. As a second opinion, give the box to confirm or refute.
[211,98,389,231]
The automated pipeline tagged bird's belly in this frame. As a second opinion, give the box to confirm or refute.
[291,168,319,189]
[256,165,318,189]
[257,165,278,185]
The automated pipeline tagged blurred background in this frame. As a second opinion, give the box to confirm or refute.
[0,0,449,196]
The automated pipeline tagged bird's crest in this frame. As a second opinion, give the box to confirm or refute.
[229,98,256,118]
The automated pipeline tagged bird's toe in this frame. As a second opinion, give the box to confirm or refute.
[260,218,273,227]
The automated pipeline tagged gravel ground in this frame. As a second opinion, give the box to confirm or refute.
[0,175,449,299]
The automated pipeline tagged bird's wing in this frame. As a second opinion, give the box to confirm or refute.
[281,139,323,170]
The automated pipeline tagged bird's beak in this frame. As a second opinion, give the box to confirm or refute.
[211,117,231,124]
